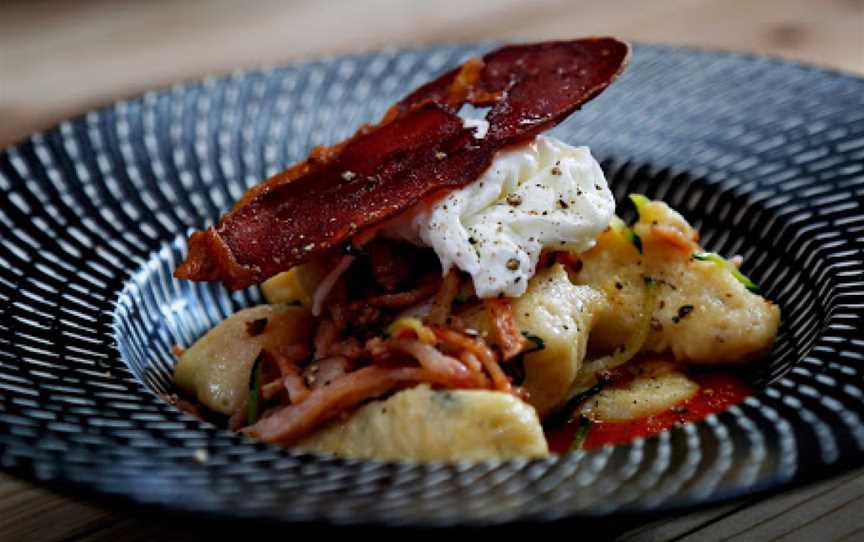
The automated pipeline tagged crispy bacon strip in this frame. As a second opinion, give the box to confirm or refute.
[176,38,630,289]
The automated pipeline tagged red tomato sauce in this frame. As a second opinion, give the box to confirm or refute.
[545,372,751,453]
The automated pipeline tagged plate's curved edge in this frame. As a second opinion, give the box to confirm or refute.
[0,43,863,526]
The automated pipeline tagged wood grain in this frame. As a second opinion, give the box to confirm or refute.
[1,0,863,540]
[4,469,864,541]
[1,0,862,147]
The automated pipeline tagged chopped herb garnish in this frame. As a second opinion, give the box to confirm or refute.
[628,193,650,218]
[629,230,643,253]
[521,332,546,354]
[247,351,265,425]
[609,217,643,254]
[568,416,593,452]
[545,382,605,428]
[692,252,759,292]
[643,275,658,289]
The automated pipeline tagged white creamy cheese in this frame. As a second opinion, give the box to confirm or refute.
[388,135,615,298]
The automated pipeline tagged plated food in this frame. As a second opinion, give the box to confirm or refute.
[3,38,861,523]
[170,38,780,461]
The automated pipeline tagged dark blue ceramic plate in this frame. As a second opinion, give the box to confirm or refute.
[1,44,863,527]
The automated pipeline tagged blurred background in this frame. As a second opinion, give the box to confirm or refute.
[1,0,863,147]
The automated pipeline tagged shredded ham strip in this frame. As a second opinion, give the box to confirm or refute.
[274,344,309,367]
[351,273,441,309]
[328,337,365,360]
[223,249,532,444]
[245,366,447,445]
[458,351,490,388]
[386,337,475,386]
[485,299,526,361]
[426,269,461,325]
[434,327,513,394]
[328,303,347,331]
[313,319,342,360]
[243,333,501,442]
[228,405,248,432]
[304,356,351,389]
[282,369,310,405]
[272,346,313,404]
[650,224,698,254]
[311,255,355,316]
[458,351,483,374]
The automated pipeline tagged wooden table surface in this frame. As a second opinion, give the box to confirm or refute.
[1,1,863,540]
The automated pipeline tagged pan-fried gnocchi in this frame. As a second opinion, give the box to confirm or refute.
[461,264,605,416]
[574,198,780,364]
[298,385,548,461]
[579,361,699,421]
[174,305,312,414]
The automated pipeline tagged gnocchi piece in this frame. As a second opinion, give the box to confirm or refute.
[174,305,313,414]
[298,385,548,461]
[260,260,325,307]
[643,253,780,363]
[461,264,606,416]
[570,224,643,357]
[575,199,780,364]
[580,362,699,421]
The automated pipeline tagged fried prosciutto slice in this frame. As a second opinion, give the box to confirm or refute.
[175,38,630,290]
